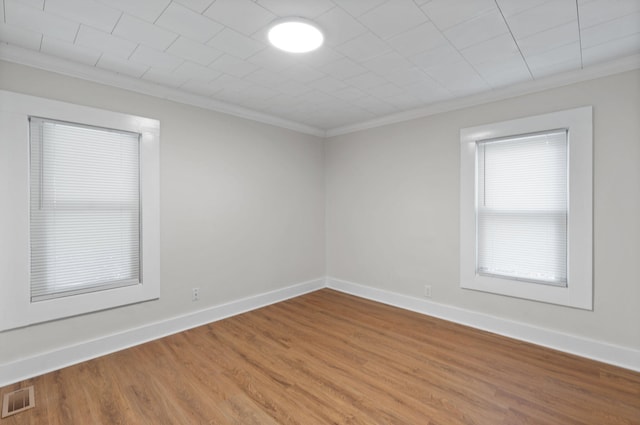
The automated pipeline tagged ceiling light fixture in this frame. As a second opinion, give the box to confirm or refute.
[268,18,324,53]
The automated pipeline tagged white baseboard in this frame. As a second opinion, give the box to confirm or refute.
[327,277,640,372]
[0,278,325,387]
[3,275,637,387]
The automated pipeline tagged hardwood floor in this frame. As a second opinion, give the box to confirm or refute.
[2,289,639,424]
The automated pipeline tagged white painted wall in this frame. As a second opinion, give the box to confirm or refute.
[1,59,638,373]
[0,61,325,364]
[326,70,640,351]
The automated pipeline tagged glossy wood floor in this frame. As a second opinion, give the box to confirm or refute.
[2,289,639,424]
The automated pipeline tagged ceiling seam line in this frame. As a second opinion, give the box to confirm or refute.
[72,24,80,44]
[494,0,534,80]
[424,15,494,90]
[575,0,584,69]
[153,1,173,25]
[111,12,124,35]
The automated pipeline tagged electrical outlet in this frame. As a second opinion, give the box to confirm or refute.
[424,285,432,298]
[192,288,199,302]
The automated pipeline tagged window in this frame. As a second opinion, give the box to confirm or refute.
[0,90,160,331]
[476,130,568,286]
[460,107,592,309]
[29,118,141,301]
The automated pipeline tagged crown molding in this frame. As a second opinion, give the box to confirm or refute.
[325,54,640,137]
[2,45,639,140]
[0,45,326,138]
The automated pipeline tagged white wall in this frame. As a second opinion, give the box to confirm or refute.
[0,60,325,364]
[326,69,640,351]
[1,59,638,372]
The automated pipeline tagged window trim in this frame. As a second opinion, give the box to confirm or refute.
[0,90,160,331]
[460,106,593,310]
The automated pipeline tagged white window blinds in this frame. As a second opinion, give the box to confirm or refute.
[476,129,568,286]
[29,117,141,302]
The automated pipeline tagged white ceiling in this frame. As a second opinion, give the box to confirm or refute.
[0,0,639,135]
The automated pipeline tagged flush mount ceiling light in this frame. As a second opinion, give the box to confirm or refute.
[268,18,324,53]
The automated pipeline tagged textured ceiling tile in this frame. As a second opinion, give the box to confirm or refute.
[344,72,387,90]
[2,0,638,131]
[268,93,307,110]
[173,0,215,14]
[166,36,222,66]
[172,61,221,82]
[582,33,640,65]
[578,0,640,29]
[237,84,278,102]
[331,0,387,18]
[366,82,406,98]
[76,25,137,58]
[274,80,314,97]
[280,64,326,84]
[0,23,42,50]
[421,0,496,30]
[156,3,224,43]
[113,14,178,51]
[352,95,398,115]
[181,79,222,97]
[362,51,412,76]
[45,0,121,33]
[256,0,335,18]
[424,60,490,95]
[208,74,252,92]
[309,75,349,93]
[460,33,520,65]
[207,28,266,59]
[410,43,464,71]
[525,42,582,78]
[294,46,342,68]
[384,66,433,87]
[246,48,299,71]
[41,36,101,65]
[383,92,425,110]
[360,0,428,40]
[96,54,149,78]
[334,32,391,62]
[473,53,532,88]
[5,0,78,42]
[330,86,367,102]
[402,79,451,102]
[580,13,640,49]
[387,22,448,57]
[316,7,368,46]
[529,57,582,79]
[17,0,44,10]
[506,0,577,40]
[317,57,365,81]
[444,10,509,50]
[142,68,191,87]
[203,0,275,36]
[495,0,551,18]
[516,22,579,57]
[209,54,260,78]
[97,0,170,22]
[244,68,289,86]
[130,45,183,70]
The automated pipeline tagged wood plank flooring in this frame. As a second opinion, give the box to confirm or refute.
[1,289,639,424]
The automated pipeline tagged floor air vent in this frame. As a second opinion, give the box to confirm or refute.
[2,386,35,418]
